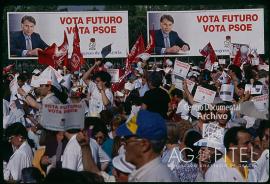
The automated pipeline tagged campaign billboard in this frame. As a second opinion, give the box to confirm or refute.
[7,11,129,59]
[147,9,264,57]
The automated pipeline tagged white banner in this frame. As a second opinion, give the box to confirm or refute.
[147,9,264,56]
[8,11,129,59]
[220,84,234,102]
[40,103,85,131]
[107,69,120,83]
[252,94,269,111]
[173,60,190,78]
[193,86,216,104]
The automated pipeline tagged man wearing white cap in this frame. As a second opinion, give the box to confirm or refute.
[18,67,63,110]
[112,154,135,182]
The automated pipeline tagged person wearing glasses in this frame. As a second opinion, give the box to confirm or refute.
[4,123,33,182]
[116,110,178,182]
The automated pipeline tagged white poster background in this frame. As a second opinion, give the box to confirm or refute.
[8,11,129,59]
[40,103,85,131]
[147,9,264,56]
[244,84,263,95]
[173,60,190,78]
[173,75,195,93]
[251,94,269,111]
[193,86,216,104]
[220,84,234,102]
[107,69,120,83]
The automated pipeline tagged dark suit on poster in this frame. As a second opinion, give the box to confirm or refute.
[154,29,190,55]
[10,31,48,57]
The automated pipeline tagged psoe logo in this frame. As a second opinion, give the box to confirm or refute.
[89,38,96,50]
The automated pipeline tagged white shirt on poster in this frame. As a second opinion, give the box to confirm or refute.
[4,141,33,181]
[88,81,113,115]
[62,134,83,171]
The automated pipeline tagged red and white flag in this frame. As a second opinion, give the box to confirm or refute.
[55,31,69,68]
[200,42,217,70]
[70,24,85,72]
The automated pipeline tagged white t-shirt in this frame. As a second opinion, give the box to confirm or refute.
[205,156,258,182]
[176,99,190,120]
[88,81,113,115]
[62,134,83,171]
[89,138,111,166]
[4,142,33,181]
[254,149,269,182]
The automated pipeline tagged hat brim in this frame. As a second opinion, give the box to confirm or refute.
[116,123,134,137]
[194,138,225,154]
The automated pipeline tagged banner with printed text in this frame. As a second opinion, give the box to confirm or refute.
[8,11,129,59]
[147,9,264,56]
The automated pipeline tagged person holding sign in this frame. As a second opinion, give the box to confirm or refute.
[10,15,48,57]
[154,14,190,55]
[82,60,113,116]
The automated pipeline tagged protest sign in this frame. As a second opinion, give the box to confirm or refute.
[173,60,190,78]
[218,71,229,84]
[174,75,195,93]
[193,86,216,104]
[244,84,262,94]
[203,123,225,141]
[251,94,269,111]
[218,59,226,64]
[40,103,85,131]
[107,69,120,83]
[220,84,234,101]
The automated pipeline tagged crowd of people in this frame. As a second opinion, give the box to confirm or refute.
[2,54,269,183]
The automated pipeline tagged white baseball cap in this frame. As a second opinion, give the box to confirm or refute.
[112,154,135,174]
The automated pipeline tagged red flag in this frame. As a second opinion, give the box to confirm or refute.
[3,64,15,74]
[70,24,85,72]
[145,25,155,54]
[200,42,216,63]
[128,35,145,62]
[233,49,241,67]
[38,43,58,68]
[55,31,69,68]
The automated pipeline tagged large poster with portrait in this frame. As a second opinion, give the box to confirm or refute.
[147,9,264,56]
[7,11,129,59]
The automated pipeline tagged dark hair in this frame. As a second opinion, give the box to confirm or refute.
[148,71,162,88]
[166,122,180,144]
[150,139,167,154]
[66,129,81,134]
[17,73,28,82]
[257,120,270,141]
[224,126,249,150]
[184,130,202,164]
[21,15,36,25]
[93,71,112,88]
[237,82,246,89]
[84,117,105,130]
[44,168,104,184]
[22,167,44,183]
[228,64,242,80]
[170,88,183,99]
[51,86,68,104]
[160,14,174,23]
[5,122,28,139]
[92,122,109,138]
